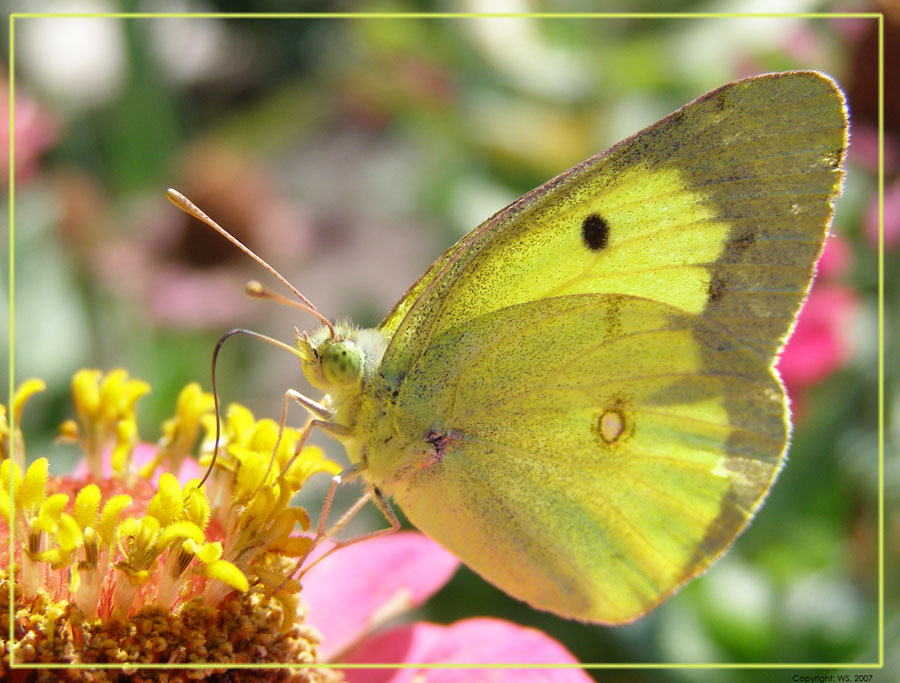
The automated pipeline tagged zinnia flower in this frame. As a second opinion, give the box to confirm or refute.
[1,371,590,682]
[2,370,342,680]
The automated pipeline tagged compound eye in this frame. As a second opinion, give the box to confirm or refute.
[322,340,363,386]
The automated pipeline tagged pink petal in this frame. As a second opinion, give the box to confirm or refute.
[1,81,61,183]
[847,122,898,174]
[341,618,593,683]
[175,456,205,482]
[816,233,852,279]
[302,531,459,661]
[864,177,900,251]
[778,285,858,394]
[70,444,205,484]
[71,442,158,478]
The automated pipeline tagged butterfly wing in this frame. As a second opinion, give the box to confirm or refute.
[378,71,848,381]
[381,295,785,623]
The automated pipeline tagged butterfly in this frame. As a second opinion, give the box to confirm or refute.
[171,70,848,624]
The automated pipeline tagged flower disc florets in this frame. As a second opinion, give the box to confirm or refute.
[1,371,343,681]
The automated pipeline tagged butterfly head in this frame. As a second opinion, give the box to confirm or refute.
[297,321,388,393]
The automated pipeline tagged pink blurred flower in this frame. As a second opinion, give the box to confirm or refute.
[779,286,857,391]
[864,176,900,251]
[777,234,859,411]
[302,532,592,681]
[847,123,898,176]
[1,80,60,183]
[815,231,853,279]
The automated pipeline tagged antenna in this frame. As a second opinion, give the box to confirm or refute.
[200,328,304,487]
[166,188,336,339]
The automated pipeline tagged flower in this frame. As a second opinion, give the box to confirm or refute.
[864,175,900,251]
[1,371,591,681]
[0,377,47,465]
[2,370,341,680]
[777,234,860,413]
[1,79,61,184]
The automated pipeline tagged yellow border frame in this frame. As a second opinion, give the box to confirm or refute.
[5,9,885,675]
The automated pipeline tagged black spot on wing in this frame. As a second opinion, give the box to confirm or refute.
[581,213,610,251]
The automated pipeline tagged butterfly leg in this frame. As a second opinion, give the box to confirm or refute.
[317,474,400,543]
[252,387,340,499]
[294,480,401,580]
[275,389,352,479]
[279,475,401,584]
[267,392,400,582]
[315,464,366,538]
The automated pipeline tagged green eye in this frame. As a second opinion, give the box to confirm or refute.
[322,340,363,386]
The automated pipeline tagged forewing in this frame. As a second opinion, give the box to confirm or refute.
[385,295,787,623]
[379,71,848,384]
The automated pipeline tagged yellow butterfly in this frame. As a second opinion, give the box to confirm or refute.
[170,70,848,625]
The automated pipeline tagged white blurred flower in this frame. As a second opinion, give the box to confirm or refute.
[17,1,127,111]
[145,1,234,85]
[462,0,592,101]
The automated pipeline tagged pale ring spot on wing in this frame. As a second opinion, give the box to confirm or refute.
[599,408,626,444]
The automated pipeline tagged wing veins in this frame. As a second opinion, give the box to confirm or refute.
[457,455,643,614]
[454,378,786,452]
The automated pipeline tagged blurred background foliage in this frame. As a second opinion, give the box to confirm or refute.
[2,1,892,678]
